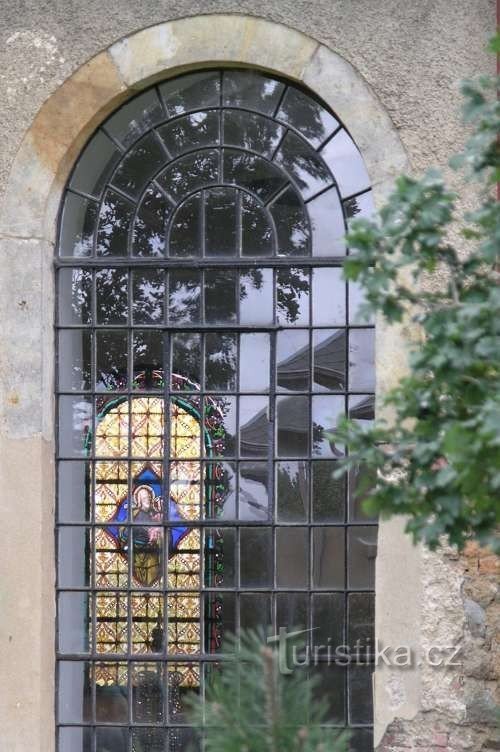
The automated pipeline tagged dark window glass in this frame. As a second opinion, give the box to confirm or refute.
[241,193,274,256]
[277,86,339,147]
[277,395,309,457]
[132,186,169,257]
[158,110,220,157]
[169,193,202,258]
[205,270,237,324]
[160,71,221,115]
[277,592,309,631]
[205,187,237,256]
[313,527,345,588]
[223,149,286,201]
[97,190,133,257]
[276,461,309,522]
[312,593,344,647]
[349,665,374,724]
[111,131,166,198]
[59,192,98,257]
[105,88,164,148]
[223,109,285,158]
[158,149,219,201]
[275,131,333,199]
[276,527,309,587]
[69,131,120,199]
[240,528,273,586]
[133,330,163,389]
[270,187,310,256]
[223,71,284,114]
[312,460,345,522]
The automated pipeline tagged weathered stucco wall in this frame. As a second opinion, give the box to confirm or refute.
[0,3,496,752]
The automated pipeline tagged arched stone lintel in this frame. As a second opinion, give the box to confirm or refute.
[0,13,408,244]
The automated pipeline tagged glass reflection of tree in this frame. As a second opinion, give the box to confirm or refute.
[277,267,310,323]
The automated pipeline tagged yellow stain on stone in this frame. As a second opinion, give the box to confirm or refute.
[28,51,126,177]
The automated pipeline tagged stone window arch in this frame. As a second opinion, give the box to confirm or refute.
[0,16,409,752]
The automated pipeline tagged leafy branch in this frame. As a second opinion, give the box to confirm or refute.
[335,37,500,553]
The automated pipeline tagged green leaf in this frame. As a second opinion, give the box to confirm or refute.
[335,48,500,554]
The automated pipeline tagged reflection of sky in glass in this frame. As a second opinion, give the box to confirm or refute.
[312,267,345,325]
[349,281,374,325]
[312,394,345,457]
[308,187,346,256]
[320,130,371,198]
[239,334,270,392]
[70,131,120,198]
[349,330,375,391]
[348,395,375,432]
[239,269,273,325]
[223,71,284,114]
[239,465,269,521]
[344,190,376,224]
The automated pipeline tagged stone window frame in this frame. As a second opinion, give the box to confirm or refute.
[0,15,411,752]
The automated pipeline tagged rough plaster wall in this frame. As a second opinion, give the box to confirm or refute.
[380,544,500,752]
[0,2,497,751]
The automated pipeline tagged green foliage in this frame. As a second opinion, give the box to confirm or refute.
[188,631,349,752]
[336,38,500,553]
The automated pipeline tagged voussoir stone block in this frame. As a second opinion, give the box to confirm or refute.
[109,14,319,88]
[303,44,409,197]
[0,51,126,240]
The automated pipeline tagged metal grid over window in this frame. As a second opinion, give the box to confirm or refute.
[56,69,377,752]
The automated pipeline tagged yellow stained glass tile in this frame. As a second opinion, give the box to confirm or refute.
[95,662,127,687]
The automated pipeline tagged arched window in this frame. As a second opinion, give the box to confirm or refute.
[56,69,377,752]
